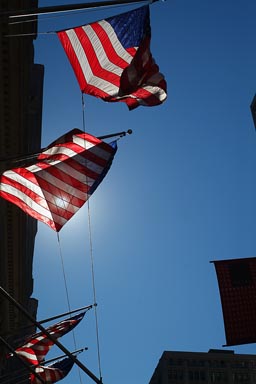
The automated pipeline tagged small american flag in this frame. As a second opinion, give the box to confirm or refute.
[30,356,75,384]
[57,5,167,110]
[0,129,117,231]
[15,312,85,365]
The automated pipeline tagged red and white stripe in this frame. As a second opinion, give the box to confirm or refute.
[15,316,81,365]
[31,357,75,384]
[0,130,116,231]
[31,366,65,384]
[57,11,167,110]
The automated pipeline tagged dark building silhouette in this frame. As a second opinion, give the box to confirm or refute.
[149,349,256,384]
[0,0,43,380]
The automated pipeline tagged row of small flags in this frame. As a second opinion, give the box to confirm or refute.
[7,312,85,383]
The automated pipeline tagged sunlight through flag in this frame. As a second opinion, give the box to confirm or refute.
[57,5,167,110]
[0,129,117,231]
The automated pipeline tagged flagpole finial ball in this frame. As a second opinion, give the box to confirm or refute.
[127,129,132,135]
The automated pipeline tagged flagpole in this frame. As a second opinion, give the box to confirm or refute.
[1,347,87,382]
[0,286,103,384]
[0,336,45,384]
[2,0,157,19]
[98,129,132,140]
[40,347,87,366]
[15,305,95,336]
[38,304,95,325]
[0,130,132,164]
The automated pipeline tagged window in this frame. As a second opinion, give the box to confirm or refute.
[233,373,250,383]
[168,369,184,381]
[169,359,174,366]
[210,371,228,382]
[188,370,206,381]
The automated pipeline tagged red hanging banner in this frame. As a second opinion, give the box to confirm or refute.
[213,257,256,346]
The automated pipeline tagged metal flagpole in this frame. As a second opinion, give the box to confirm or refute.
[40,347,87,366]
[38,304,94,325]
[1,347,87,383]
[0,286,102,384]
[1,0,158,19]
[0,336,45,384]
[0,130,132,164]
[14,305,94,342]
[98,129,133,140]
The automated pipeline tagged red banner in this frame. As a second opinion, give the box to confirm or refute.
[213,257,256,346]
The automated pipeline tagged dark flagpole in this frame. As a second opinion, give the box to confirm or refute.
[0,286,102,384]
[38,304,95,325]
[15,304,95,337]
[1,0,157,19]
[0,130,132,165]
[98,129,133,140]
[1,347,87,382]
[40,347,87,366]
[0,336,45,384]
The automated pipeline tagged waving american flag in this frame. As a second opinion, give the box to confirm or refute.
[0,129,117,231]
[57,5,167,110]
[30,356,75,384]
[14,312,85,365]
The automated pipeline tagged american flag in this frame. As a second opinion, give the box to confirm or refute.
[15,312,85,365]
[0,129,117,231]
[213,257,256,346]
[30,356,75,384]
[57,5,167,110]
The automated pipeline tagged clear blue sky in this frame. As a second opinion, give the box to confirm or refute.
[30,1,256,383]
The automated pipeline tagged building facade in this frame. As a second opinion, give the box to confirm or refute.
[149,350,256,384]
[0,0,43,377]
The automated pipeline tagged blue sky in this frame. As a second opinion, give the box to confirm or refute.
[29,1,256,383]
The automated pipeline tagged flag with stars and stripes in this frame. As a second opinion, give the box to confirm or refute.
[213,257,256,346]
[30,356,75,384]
[57,5,167,110]
[13,312,85,365]
[0,129,117,231]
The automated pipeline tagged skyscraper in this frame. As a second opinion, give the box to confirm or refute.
[149,349,256,384]
[0,0,43,378]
